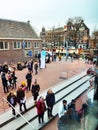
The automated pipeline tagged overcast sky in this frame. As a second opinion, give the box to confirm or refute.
[0,0,98,35]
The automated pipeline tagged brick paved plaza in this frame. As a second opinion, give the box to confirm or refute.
[0,59,91,114]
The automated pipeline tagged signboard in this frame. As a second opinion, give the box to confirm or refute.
[40,50,46,68]
[24,50,33,57]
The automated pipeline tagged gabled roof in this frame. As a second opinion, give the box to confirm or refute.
[0,18,39,39]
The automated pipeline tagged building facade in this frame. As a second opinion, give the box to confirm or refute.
[40,19,90,50]
[66,19,90,49]
[40,27,65,48]
[0,19,42,63]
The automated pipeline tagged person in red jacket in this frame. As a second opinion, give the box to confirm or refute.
[36,96,46,124]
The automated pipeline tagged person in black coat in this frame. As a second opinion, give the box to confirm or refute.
[25,71,32,91]
[31,79,40,103]
[2,62,8,73]
[1,72,9,93]
[46,89,55,118]
[7,91,17,115]
[0,64,3,74]
[68,99,76,111]
[11,71,17,89]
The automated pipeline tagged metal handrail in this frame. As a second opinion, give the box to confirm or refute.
[2,97,36,130]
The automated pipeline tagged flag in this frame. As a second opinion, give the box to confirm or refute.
[21,41,25,49]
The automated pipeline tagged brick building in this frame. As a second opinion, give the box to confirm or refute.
[0,19,42,63]
[40,20,90,50]
[40,27,65,48]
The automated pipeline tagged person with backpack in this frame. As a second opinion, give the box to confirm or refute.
[16,86,27,112]
[7,91,17,116]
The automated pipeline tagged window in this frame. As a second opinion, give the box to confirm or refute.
[34,42,39,48]
[13,41,21,49]
[0,42,9,50]
[25,41,31,49]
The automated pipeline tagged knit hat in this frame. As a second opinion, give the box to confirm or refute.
[21,81,26,86]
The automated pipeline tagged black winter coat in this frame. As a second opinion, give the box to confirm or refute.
[7,94,17,106]
[46,93,55,107]
[31,84,40,96]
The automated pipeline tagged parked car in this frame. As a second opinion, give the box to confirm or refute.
[87,67,95,75]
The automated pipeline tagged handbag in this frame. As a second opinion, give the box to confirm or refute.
[20,97,26,103]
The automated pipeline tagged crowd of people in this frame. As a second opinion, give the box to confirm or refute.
[0,60,56,123]
[57,99,89,130]
[57,60,98,130]
[0,56,98,129]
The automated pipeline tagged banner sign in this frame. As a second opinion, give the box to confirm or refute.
[40,50,46,68]
[24,50,33,57]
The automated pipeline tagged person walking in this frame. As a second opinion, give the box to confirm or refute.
[31,79,40,104]
[27,59,33,72]
[34,61,38,75]
[25,70,32,91]
[7,91,17,116]
[16,86,27,112]
[46,89,55,118]
[36,96,46,124]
